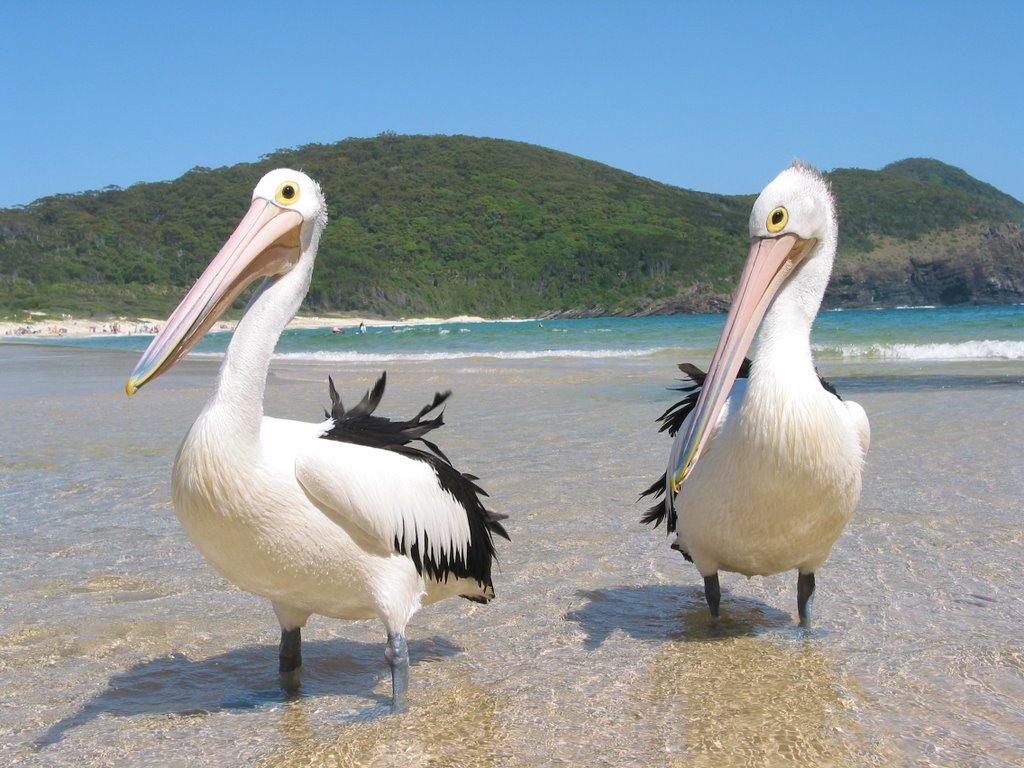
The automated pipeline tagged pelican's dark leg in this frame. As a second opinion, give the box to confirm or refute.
[797,571,816,626]
[703,572,721,620]
[279,626,302,674]
[385,631,410,711]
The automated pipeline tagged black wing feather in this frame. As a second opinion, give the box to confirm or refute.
[320,372,509,596]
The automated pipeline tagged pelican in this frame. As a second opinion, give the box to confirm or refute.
[126,169,509,708]
[641,161,869,624]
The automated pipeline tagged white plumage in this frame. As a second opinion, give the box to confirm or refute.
[128,169,507,708]
[643,161,870,623]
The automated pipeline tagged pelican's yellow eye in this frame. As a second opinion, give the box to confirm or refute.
[766,206,788,233]
[275,181,300,205]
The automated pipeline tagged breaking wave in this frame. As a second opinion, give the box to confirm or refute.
[818,340,1024,361]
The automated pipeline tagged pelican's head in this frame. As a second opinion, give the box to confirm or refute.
[666,161,837,496]
[251,168,329,255]
[750,161,836,243]
[125,169,328,395]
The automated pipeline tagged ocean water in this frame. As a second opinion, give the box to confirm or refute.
[2,305,1023,766]
[58,304,1024,365]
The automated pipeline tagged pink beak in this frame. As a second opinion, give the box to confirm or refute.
[126,198,303,395]
[665,232,815,499]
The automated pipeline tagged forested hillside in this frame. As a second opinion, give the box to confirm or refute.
[1,135,1022,320]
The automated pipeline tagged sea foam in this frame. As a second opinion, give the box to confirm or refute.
[820,339,1024,361]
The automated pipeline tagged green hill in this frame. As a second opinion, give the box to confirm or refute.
[1,135,1022,320]
[827,157,1024,306]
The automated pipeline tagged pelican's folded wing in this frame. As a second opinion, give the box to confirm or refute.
[294,438,474,576]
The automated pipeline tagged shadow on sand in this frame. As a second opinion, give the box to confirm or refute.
[35,634,462,748]
[565,583,802,649]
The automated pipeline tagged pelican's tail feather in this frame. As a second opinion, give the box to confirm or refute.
[323,372,451,450]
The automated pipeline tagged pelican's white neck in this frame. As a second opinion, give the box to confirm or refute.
[207,257,313,435]
[755,232,836,375]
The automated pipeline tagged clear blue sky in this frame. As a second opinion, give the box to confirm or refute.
[3,2,1022,209]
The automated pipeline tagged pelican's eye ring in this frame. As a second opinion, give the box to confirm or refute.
[275,181,300,205]
[766,206,788,233]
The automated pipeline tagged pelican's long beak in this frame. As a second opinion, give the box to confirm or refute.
[126,199,303,395]
[665,232,815,499]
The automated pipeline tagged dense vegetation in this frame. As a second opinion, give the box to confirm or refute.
[1,135,1022,320]
[829,158,1024,251]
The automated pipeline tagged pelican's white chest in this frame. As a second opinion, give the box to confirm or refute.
[676,364,865,577]
[169,411,375,616]
[172,413,294,571]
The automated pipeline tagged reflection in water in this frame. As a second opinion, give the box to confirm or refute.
[643,633,877,766]
[567,585,892,766]
[256,684,502,767]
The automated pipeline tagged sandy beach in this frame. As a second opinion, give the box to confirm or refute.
[0,313,493,339]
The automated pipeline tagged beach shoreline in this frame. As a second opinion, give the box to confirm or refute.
[0,312,499,339]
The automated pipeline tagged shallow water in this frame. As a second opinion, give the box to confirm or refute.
[1,342,1022,766]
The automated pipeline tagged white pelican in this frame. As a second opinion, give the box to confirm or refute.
[126,169,509,708]
[642,161,870,625]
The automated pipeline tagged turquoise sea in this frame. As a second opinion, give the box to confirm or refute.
[2,302,1023,766]
[43,303,1024,367]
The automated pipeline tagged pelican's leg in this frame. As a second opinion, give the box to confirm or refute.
[703,572,721,620]
[797,571,816,626]
[273,603,309,689]
[385,631,410,711]
[279,627,302,673]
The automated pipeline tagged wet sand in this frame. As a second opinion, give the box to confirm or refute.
[1,343,1022,766]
